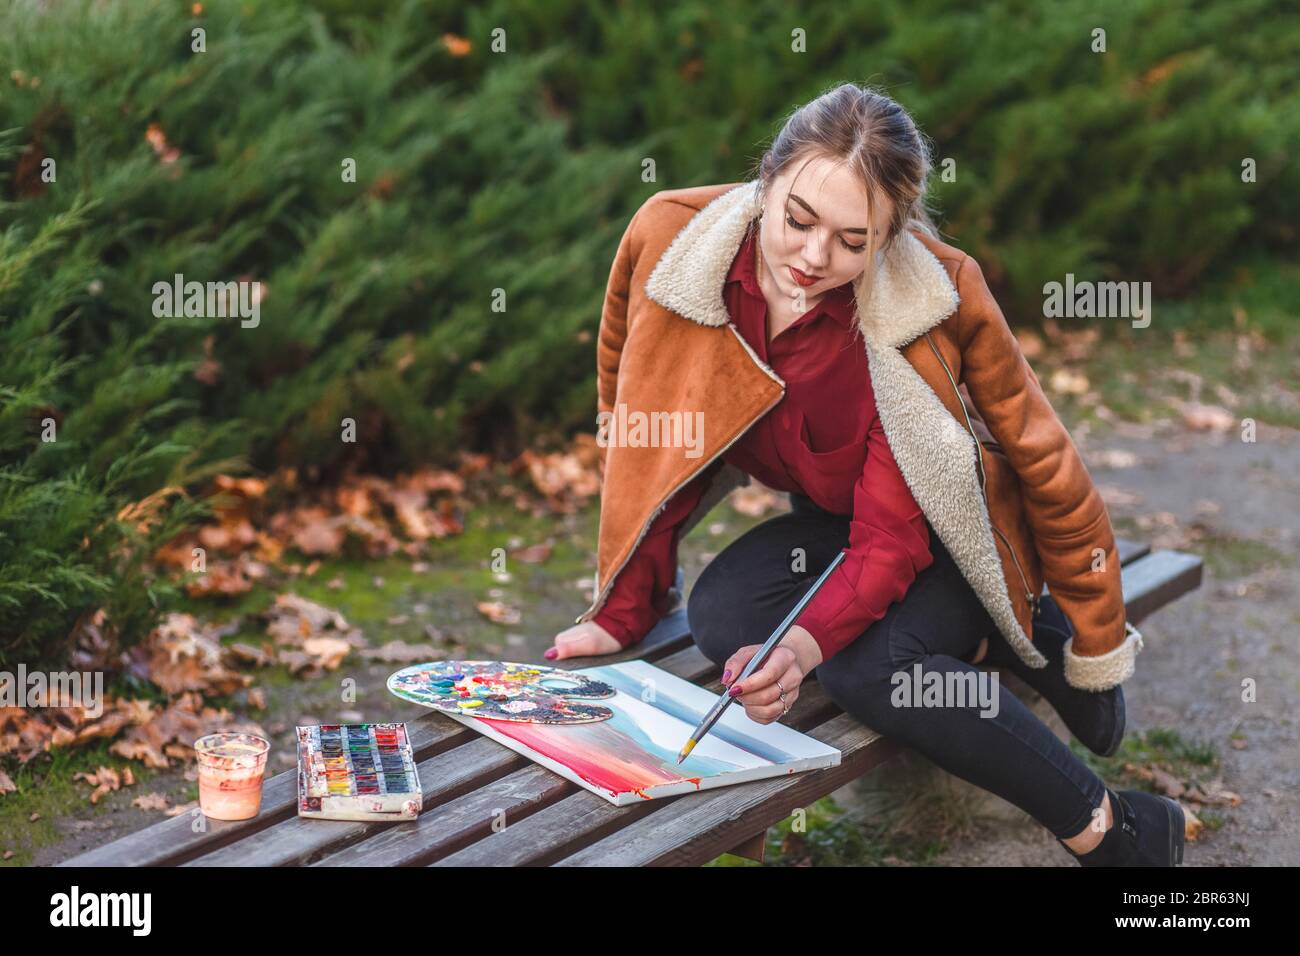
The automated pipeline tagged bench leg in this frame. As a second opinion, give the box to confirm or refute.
[727,828,768,863]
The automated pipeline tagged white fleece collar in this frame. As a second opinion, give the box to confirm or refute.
[642,179,961,350]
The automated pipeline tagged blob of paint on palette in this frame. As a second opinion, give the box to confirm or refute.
[386,660,617,724]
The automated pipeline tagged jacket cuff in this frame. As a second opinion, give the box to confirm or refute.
[1063,622,1145,691]
[591,608,644,649]
[794,593,855,666]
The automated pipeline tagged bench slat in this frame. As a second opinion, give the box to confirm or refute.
[1121,550,1203,624]
[314,764,576,866]
[1116,538,1151,565]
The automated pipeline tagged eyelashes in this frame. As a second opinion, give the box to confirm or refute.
[785,213,867,253]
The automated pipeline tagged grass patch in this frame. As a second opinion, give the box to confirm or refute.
[1198,533,1288,579]
[706,753,983,867]
[0,741,166,867]
[1073,726,1219,794]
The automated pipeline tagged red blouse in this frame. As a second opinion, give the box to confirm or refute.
[593,223,934,664]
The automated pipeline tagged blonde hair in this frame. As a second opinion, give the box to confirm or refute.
[749,81,942,312]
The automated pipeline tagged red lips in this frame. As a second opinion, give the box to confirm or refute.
[789,266,822,287]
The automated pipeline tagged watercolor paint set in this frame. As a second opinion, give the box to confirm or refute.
[295,722,422,822]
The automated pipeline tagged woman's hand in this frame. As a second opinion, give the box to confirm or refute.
[721,625,822,724]
[721,635,816,725]
[545,620,622,661]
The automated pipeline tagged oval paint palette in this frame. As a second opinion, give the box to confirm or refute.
[386,660,617,724]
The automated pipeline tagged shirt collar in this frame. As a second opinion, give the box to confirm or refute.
[727,222,858,329]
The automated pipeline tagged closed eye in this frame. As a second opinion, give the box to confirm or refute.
[786,213,866,253]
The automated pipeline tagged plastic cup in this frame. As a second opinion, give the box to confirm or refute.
[194,732,270,821]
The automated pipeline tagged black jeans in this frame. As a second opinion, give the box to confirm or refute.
[687,492,1108,840]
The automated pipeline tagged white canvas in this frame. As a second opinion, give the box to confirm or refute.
[435,659,841,806]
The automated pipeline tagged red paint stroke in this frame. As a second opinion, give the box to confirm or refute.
[477,717,702,797]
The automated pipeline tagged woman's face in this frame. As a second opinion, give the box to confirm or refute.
[756,155,894,314]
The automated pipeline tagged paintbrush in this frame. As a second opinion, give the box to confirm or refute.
[675,550,845,764]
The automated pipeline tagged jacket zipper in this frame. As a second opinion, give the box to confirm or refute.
[924,332,1040,617]
[576,322,786,625]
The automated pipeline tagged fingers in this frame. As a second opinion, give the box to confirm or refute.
[739,680,799,723]
[721,645,761,686]
[732,661,801,706]
[546,623,621,661]
[729,657,802,724]
[729,647,797,700]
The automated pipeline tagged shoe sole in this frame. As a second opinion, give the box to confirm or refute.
[1163,796,1185,865]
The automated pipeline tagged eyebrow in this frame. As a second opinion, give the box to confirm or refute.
[788,193,876,235]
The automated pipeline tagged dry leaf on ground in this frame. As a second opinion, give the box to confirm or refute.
[132,792,171,811]
[476,601,521,625]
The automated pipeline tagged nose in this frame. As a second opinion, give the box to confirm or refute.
[802,231,829,272]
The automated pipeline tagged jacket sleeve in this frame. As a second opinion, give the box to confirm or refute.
[794,411,935,664]
[591,460,721,648]
[952,254,1137,690]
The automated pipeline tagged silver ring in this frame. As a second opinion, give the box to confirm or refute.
[776,679,789,716]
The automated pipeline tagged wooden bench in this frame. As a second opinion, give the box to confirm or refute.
[62,538,1201,867]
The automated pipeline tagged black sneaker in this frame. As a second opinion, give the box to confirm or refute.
[1062,787,1185,866]
[984,593,1126,757]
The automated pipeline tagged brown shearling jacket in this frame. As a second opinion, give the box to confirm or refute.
[577,180,1144,691]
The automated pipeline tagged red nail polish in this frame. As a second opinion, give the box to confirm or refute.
[728,684,742,697]
[544,648,557,660]
[722,669,731,682]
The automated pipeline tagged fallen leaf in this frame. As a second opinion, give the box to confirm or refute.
[1178,402,1235,432]
[476,601,521,625]
[290,507,346,555]
[511,543,553,564]
[225,643,274,668]
[132,792,171,811]
[1097,485,1142,507]
[301,636,352,671]
[1089,449,1139,469]
[1049,368,1090,396]
[1196,781,1243,807]
[74,766,129,804]
[1149,767,1185,799]
[109,692,264,769]
[137,612,252,696]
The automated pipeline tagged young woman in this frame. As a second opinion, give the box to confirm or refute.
[546,83,1183,866]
